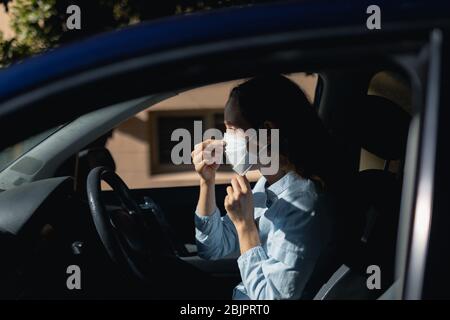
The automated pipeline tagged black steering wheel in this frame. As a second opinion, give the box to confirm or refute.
[86,166,177,282]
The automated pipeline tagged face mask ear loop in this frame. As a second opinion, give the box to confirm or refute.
[236,163,253,176]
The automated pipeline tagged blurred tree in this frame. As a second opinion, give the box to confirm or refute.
[11,0,60,51]
[0,0,275,67]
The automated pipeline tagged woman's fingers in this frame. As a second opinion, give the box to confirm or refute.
[204,140,224,161]
[198,160,209,173]
[194,139,222,153]
[225,186,234,211]
[192,140,210,160]
[236,175,249,194]
[231,177,242,199]
[243,175,251,189]
[192,139,224,164]
[192,151,204,165]
[224,195,229,210]
[194,139,211,151]
[226,185,233,195]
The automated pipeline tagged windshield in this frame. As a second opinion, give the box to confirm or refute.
[0,127,60,172]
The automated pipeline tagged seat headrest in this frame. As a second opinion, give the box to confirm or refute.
[355,95,410,160]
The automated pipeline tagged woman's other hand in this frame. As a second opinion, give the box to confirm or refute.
[192,139,224,183]
[225,175,260,254]
[225,175,255,228]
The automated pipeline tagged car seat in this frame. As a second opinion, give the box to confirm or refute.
[313,95,410,299]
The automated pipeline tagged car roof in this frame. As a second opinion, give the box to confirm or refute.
[0,0,448,102]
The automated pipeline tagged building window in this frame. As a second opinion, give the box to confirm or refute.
[149,109,227,174]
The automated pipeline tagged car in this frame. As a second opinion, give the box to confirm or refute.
[0,0,449,300]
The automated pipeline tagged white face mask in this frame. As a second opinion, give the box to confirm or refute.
[223,131,254,176]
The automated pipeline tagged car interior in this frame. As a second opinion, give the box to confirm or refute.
[0,62,414,299]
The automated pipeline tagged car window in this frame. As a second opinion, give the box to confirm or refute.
[105,72,318,189]
[0,127,60,172]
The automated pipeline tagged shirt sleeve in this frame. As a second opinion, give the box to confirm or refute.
[195,207,239,260]
[237,209,320,300]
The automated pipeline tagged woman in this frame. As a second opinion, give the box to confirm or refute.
[192,74,335,300]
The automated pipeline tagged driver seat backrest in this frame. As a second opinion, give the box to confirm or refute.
[314,95,410,300]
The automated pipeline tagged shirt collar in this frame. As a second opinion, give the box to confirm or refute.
[265,171,301,197]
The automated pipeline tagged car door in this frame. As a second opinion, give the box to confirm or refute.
[402,28,450,300]
[0,0,449,300]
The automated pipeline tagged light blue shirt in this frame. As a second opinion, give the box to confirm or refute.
[195,171,332,300]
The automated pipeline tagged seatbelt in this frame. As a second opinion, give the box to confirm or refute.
[313,264,350,300]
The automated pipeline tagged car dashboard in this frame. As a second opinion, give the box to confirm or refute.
[0,176,115,299]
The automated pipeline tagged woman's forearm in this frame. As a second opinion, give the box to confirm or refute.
[236,221,261,255]
[196,178,217,216]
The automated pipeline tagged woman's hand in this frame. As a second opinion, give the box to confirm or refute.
[225,175,260,254]
[224,175,255,229]
[192,139,224,183]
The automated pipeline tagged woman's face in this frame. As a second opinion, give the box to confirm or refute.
[223,95,281,174]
